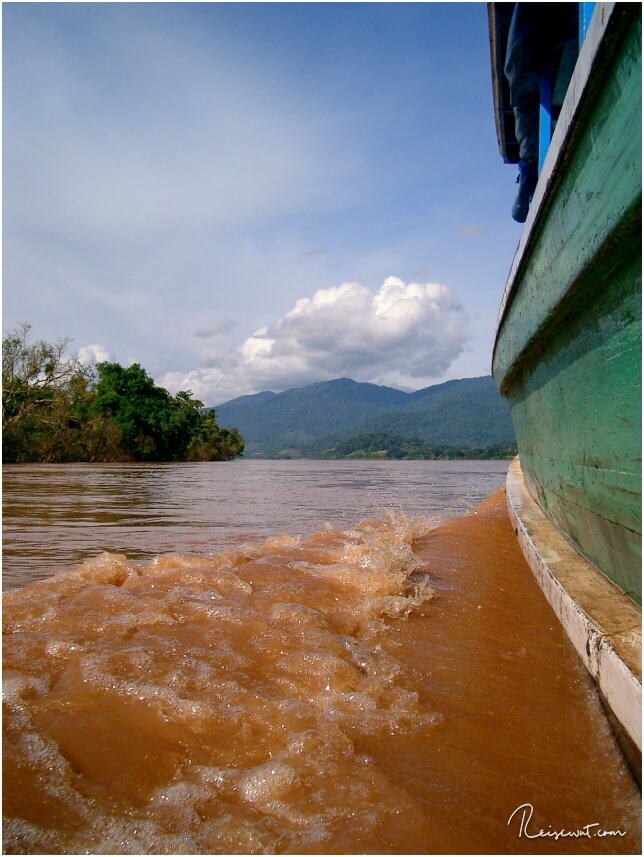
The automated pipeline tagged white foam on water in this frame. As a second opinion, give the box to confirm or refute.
[3,512,438,853]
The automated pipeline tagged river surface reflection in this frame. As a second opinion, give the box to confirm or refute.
[2,460,509,589]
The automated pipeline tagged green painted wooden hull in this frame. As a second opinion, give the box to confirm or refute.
[493,7,642,604]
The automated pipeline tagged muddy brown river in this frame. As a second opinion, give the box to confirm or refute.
[2,462,640,853]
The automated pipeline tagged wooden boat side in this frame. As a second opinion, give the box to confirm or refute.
[492,4,642,603]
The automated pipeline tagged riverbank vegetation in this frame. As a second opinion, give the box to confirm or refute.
[267,433,517,460]
[2,325,244,463]
[321,433,517,460]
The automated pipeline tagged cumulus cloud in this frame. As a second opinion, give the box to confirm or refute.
[160,276,467,404]
[193,320,236,339]
[78,343,111,365]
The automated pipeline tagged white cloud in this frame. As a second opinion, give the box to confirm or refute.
[193,320,236,339]
[160,276,468,403]
[2,5,513,403]
[78,343,111,365]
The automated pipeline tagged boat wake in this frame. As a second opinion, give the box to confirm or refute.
[3,513,438,854]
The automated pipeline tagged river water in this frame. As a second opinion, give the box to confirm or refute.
[2,460,510,590]
[2,461,640,854]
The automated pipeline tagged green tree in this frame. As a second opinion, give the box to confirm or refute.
[3,324,80,430]
[2,324,90,462]
[91,362,192,460]
[186,411,245,461]
[3,325,245,463]
[90,363,243,461]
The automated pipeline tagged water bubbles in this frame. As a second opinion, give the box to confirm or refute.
[3,510,441,853]
[239,762,299,804]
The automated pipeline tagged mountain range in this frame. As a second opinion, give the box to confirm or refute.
[211,375,515,458]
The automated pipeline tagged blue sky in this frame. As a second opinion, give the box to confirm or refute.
[3,1,522,405]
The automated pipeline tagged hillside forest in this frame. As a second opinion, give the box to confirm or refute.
[214,376,517,458]
[2,325,244,464]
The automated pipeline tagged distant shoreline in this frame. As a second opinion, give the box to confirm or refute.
[3,454,516,465]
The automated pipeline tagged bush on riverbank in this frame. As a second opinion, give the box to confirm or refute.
[246,434,517,460]
[319,433,517,460]
[2,324,244,463]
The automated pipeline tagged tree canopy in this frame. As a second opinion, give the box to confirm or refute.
[2,325,244,464]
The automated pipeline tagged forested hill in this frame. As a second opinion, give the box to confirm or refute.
[213,376,515,458]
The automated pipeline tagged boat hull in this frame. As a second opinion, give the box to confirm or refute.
[493,6,642,604]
